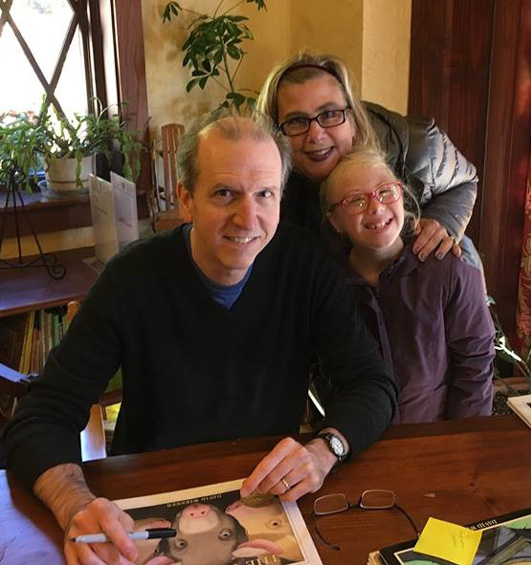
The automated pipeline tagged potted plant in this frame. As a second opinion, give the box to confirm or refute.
[162,0,267,111]
[40,104,145,193]
[0,112,47,192]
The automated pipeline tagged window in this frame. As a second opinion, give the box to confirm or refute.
[0,0,95,121]
[0,0,149,238]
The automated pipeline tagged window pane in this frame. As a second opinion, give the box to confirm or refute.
[55,28,89,117]
[9,0,73,83]
[0,24,45,117]
[0,0,88,118]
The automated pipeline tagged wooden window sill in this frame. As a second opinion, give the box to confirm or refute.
[0,187,147,238]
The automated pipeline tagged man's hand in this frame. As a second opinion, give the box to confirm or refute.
[34,463,142,564]
[240,434,340,502]
[413,218,461,261]
[64,497,139,564]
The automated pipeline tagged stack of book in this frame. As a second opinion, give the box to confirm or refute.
[369,507,531,564]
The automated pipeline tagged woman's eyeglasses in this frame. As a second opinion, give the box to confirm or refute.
[312,489,420,551]
[328,182,403,216]
[278,107,351,136]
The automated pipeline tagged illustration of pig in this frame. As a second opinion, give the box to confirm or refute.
[226,499,303,563]
[158,503,283,565]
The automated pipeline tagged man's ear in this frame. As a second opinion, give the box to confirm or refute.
[178,181,193,221]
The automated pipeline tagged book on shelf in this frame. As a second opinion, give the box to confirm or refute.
[0,306,69,378]
[371,507,531,565]
[19,310,35,374]
[28,309,41,375]
[507,393,531,430]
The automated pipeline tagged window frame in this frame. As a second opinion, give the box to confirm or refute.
[0,0,150,238]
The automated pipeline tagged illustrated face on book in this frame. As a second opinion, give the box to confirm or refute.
[327,164,405,254]
[181,124,282,286]
[277,73,355,183]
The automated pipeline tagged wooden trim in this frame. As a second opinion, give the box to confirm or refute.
[408,0,495,247]
[479,0,531,340]
[112,0,151,193]
[409,0,531,341]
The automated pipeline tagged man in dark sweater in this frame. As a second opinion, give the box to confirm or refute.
[3,111,396,564]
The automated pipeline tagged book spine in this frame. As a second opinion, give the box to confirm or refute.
[17,314,31,372]
[19,311,35,374]
[28,309,41,375]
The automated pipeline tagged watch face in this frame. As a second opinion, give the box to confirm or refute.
[330,436,345,457]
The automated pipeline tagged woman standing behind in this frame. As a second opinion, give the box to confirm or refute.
[320,146,494,422]
[257,51,480,267]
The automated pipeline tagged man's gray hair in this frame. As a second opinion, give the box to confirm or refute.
[176,109,292,193]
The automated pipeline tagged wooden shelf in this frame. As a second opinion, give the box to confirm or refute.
[0,247,99,317]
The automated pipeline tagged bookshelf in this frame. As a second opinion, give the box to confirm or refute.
[0,247,99,399]
[0,247,107,460]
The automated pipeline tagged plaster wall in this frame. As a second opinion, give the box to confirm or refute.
[289,0,364,93]
[142,0,410,135]
[141,1,289,136]
[361,0,411,114]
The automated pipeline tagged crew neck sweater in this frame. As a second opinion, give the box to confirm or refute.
[4,223,396,490]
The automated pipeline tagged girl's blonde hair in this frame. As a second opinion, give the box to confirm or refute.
[320,146,420,237]
[257,50,378,150]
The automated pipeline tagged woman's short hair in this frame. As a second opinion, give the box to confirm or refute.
[320,145,420,236]
[176,108,292,193]
[257,50,377,149]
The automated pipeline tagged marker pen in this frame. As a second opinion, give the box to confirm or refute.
[69,527,176,543]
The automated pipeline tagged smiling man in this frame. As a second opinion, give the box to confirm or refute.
[3,111,397,565]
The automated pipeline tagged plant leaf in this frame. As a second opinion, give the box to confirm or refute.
[162,1,182,22]
[186,78,199,92]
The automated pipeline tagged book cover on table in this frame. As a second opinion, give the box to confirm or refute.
[377,507,531,565]
[114,478,323,565]
[507,394,531,430]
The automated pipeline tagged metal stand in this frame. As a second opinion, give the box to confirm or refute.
[0,163,66,279]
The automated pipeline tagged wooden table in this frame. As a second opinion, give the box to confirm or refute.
[1,415,530,564]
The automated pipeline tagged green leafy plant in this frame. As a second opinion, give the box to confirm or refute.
[162,0,267,111]
[40,103,145,184]
[0,113,47,192]
[0,103,145,191]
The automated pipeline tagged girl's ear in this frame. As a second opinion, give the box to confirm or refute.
[326,211,343,234]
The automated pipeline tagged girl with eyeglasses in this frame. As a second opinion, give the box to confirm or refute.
[320,146,494,423]
[257,51,482,270]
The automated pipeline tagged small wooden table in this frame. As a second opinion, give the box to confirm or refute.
[1,415,530,564]
[0,247,99,317]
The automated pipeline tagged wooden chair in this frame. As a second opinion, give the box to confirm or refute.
[148,123,189,232]
[0,302,108,462]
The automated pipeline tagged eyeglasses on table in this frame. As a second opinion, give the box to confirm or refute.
[311,489,420,551]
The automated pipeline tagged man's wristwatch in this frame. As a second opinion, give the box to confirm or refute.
[316,432,348,463]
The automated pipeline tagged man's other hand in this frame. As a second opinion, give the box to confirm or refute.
[240,436,337,502]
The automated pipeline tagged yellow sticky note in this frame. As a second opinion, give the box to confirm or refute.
[413,517,482,565]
